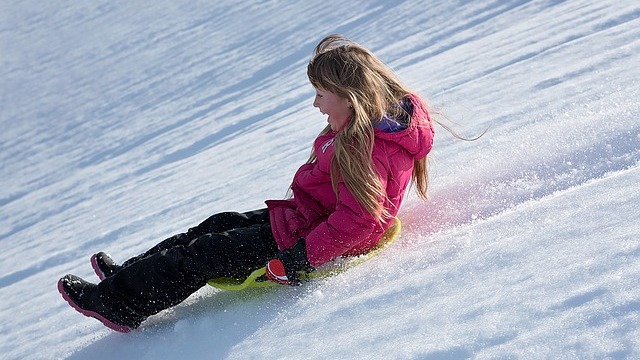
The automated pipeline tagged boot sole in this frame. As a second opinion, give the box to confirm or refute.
[57,278,132,333]
[90,254,107,281]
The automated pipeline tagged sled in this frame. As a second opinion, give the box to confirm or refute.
[207,217,401,290]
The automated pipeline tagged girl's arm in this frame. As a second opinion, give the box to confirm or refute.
[304,160,390,266]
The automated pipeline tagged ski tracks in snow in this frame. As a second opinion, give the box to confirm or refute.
[395,0,640,236]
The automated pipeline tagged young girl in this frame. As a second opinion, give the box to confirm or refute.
[58,34,435,332]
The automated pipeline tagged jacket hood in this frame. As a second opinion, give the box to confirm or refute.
[374,93,434,160]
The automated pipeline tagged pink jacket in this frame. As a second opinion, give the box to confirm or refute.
[266,94,434,267]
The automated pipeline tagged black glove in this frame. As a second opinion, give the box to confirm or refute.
[265,238,314,285]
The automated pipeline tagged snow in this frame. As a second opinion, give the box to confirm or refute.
[1,0,639,359]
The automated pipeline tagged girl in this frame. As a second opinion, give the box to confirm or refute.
[58,34,435,332]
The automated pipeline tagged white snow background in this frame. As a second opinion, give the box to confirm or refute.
[1,0,639,359]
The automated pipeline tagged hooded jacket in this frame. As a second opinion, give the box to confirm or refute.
[266,94,434,267]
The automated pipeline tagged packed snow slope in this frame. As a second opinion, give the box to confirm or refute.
[1,0,639,359]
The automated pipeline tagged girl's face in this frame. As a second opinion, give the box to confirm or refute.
[313,88,353,132]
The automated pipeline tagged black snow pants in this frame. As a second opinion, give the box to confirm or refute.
[97,208,279,321]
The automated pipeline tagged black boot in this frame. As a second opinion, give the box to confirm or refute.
[58,274,145,332]
[91,252,122,281]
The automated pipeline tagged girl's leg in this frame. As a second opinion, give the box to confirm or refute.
[98,218,277,319]
[121,209,270,268]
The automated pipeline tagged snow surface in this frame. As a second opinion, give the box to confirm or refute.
[1,0,639,359]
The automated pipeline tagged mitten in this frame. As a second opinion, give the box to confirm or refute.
[265,238,314,285]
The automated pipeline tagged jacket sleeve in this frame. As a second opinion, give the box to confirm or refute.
[304,160,390,267]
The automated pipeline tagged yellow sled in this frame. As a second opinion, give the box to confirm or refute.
[208,218,401,291]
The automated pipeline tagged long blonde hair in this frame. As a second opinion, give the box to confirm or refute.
[306,34,429,222]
